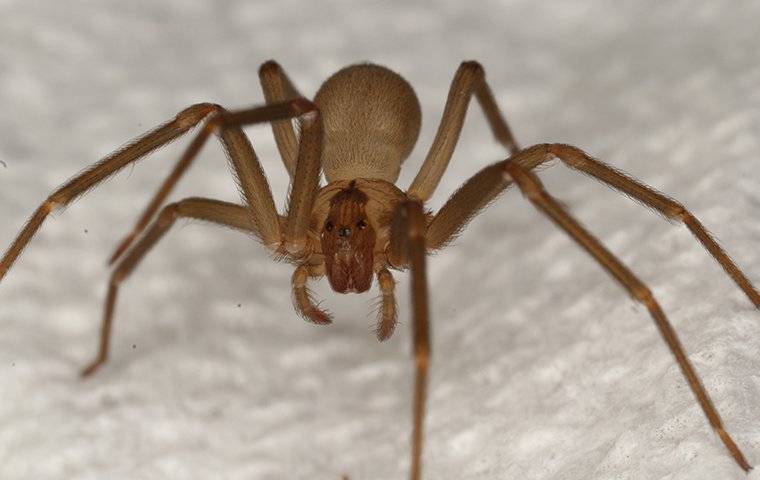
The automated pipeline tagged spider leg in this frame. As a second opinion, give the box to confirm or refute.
[80,197,259,377]
[407,61,519,202]
[389,200,430,480]
[503,161,751,472]
[425,145,548,249]
[428,143,760,308]
[291,265,332,325]
[278,103,323,257]
[375,268,398,341]
[0,103,217,282]
[291,266,398,337]
[542,143,760,307]
[259,60,304,178]
[108,99,322,264]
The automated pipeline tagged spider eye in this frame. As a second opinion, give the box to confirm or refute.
[356,219,367,230]
[325,221,334,232]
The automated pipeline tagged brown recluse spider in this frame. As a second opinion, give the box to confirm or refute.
[1,60,757,478]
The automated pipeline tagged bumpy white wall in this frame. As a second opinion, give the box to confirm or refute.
[1,2,759,479]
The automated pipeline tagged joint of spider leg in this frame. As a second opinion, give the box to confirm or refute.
[547,143,591,168]
[283,238,309,258]
[176,103,222,130]
[43,198,63,214]
[290,98,320,122]
[156,204,180,228]
[631,282,653,301]
[460,60,484,77]
[109,269,126,286]
[407,220,425,242]
[631,284,657,308]
[500,162,517,182]
[194,114,224,137]
[415,344,430,369]
[258,59,280,77]
[398,200,425,240]
[502,163,541,199]
[674,207,694,224]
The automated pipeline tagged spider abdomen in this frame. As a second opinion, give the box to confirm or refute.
[314,63,421,183]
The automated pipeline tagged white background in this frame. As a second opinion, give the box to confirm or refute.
[1,1,759,479]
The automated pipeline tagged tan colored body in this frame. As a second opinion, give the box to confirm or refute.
[315,64,421,183]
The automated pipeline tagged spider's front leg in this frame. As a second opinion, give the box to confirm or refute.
[425,145,754,472]
[389,200,431,480]
[0,103,217,281]
[108,98,322,263]
[82,99,323,376]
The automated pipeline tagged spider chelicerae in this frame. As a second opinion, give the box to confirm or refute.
[1,60,757,479]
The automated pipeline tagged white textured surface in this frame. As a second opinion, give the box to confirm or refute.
[1,2,760,479]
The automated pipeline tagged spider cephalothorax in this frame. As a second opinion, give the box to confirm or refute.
[321,181,376,294]
[1,59,757,479]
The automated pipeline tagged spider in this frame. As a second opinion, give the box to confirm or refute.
[1,60,757,478]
